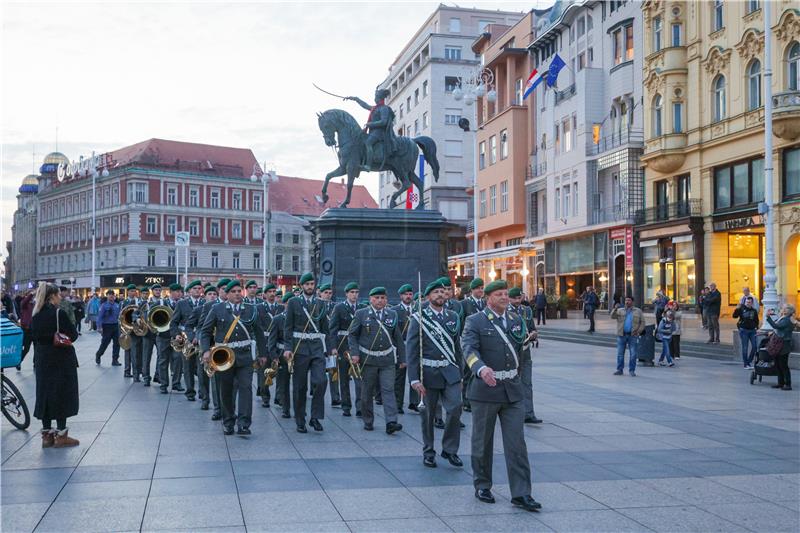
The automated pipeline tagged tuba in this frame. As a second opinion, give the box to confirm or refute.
[119,304,138,334]
[205,344,235,378]
[147,304,173,334]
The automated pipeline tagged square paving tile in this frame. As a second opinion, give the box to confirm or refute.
[141,494,243,530]
[0,502,50,533]
[563,479,682,509]
[442,512,554,532]
[347,516,452,533]
[327,487,432,521]
[618,505,751,532]
[700,501,800,532]
[530,509,647,532]
[638,477,753,504]
[239,490,340,525]
[36,496,148,532]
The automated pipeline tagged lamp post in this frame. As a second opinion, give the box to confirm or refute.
[455,67,496,280]
[761,0,778,327]
[90,159,109,296]
[251,165,278,287]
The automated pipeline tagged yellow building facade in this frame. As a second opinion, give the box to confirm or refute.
[639,1,800,311]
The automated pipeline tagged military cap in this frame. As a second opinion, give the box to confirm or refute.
[168,282,183,291]
[292,286,301,293]
[255,288,263,295]
[318,283,332,292]
[436,276,452,287]
[245,280,258,288]
[264,283,276,291]
[397,283,413,294]
[299,272,314,284]
[226,279,242,291]
[508,287,522,298]
[484,279,508,295]
[344,281,359,293]
[216,278,231,289]
[204,282,212,288]
[126,284,137,291]
[140,287,150,293]
[185,280,202,291]
[413,292,421,300]
[369,286,387,296]
[151,283,162,290]
[204,285,217,295]
[469,278,484,290]
[281,292,293,303]
[424,280,446,297]
[276,290,283,296]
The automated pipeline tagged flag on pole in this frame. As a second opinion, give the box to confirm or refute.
[523,67,547,100]
[406,154,425,209]
[546,53,567,87]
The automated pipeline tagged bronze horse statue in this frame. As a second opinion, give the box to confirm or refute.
[317,109,439,209]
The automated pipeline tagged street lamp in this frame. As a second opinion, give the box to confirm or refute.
[251,164,278,287]
[90,158,109,296]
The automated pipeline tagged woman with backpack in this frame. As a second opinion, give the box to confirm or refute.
[766,305,796,391]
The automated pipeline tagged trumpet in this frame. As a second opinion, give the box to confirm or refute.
[345,352,362,380]
[147,304,173,334]
[205,344,235,378]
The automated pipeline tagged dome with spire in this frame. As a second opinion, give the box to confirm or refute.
[40,151,69,175]
[19,174,39,194]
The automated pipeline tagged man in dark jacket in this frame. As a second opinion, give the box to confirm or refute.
[95,290,121,365]
[732,296,759,369]
[583,286,600,333]
[534,288,547,325]
[705,283,722,344]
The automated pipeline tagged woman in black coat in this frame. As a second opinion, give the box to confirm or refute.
[31,282,81,448]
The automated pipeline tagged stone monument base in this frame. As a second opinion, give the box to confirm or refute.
[310,208,450,299]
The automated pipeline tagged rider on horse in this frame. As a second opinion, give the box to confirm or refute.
[345,88,397,171]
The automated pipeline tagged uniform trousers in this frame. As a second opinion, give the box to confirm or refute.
[328,371,341,403]
[276,361,291,416]
[156,337,182,389]
[361,363,398,426]
[521,348,537,419]
[292,354,326,425]
[421,382,462,459]
[337,356,362,412]
[141,334,156,382]
[217,361,254,430]
[183,353,198,398]
[196,365,221,413]
[126,336,143,376]
[471,398,532,498]
[394,363,407,409]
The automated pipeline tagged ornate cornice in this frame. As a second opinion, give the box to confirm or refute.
[702,46,732,76]
[735,28,764,61]
[774,9,800,42]
[643,70,665,94]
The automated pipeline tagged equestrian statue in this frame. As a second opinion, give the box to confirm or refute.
[317,87,439,210]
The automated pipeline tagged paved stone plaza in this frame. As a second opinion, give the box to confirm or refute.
[2,332,798,533]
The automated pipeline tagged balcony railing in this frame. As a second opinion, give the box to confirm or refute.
[592,204,631,225]
[554,83,576,105]
[586,129,644,156]
[634,199,702,225]
[529,221,547,237]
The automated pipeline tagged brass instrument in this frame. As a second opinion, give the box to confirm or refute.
[263,359,279,387]
[287,354,294,375]
[147,304,173,334]
[183,341,199,359]
[170,331,187,352]
[119,330,132,350]
[345,352,362,380]
[119,305,138,334]
[205,344,235,378]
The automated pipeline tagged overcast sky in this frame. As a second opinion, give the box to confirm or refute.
[1,0,548,269]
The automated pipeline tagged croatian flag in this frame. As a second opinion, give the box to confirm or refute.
[523,67,547,100]
[406,154,425,209]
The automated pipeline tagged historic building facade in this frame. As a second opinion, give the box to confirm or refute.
[8,169,46,292]
[640,1,800,310]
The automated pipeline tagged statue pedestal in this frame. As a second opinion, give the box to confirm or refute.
[310,208,450,298]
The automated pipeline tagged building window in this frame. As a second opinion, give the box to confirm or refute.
[292,255,300,271]
[129,182,147,203]
[479,189,487,218]
[275,230,283,243]
[166,217,176,235]
[275,254,283,271]
[500,129,508,159]
[578,52,586,71]
[233,252,240,269]
[489,135,497,164]
[479,141,486,169]
[292,232,300,245]
[189,187,199,207]
[121,215,128,234]
[422,80,428,97]
[489,185,497,215]
[714,157,765,210]
[103,187,111,208]
[399,104,404,119]
[652,95,663,136]
[747,0,759,14]
[577,16,585,37]
[414,119,419,135]
[500,180,508,212]
[189,218,199,236]
[713,0,724,32]
[653,16,662,53]
[449,17,460,32]
[167,186,177,205]
[168,249,176,267]
[445,113,461,125]
[613,27,623,64]
[747,59,762,110]
[445,46,462,60]
[422,112,429,129]
[147,249,155,267]
[414,88,419,105]
[626,25,634,60]
[784,146,800,200]
[253,192,262,212]
[671,23,682,47]
[407,96,411,110]
[232,221,242,239]
[672,101,683,133]
[253,222,262,239]
[211,252,219,269]
[563,119,572,152]
[788,42,800,90]
[210,189,220,209]
[445,76,460,92]
[514,78,523,104]
[210,220,221,238]
[190,250,197,268]
[563,184,571,218]
[573,181,578,216]
[713,75,726,121]
[555,122,560,154]
[232,191,242,210]
[146,216,157,234]
[253,252,260,270]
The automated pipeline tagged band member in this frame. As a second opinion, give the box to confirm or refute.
[244,280,259,304]
[329,281,362,417]
[254,290,277,407]
[348,286,405,434]
[121,284,143,379]
[262,283,283,316]
[196,285,220,412]
[508,287,542,424]
[272,292,293,418]
[171,280,203,400]
[406,280,463,468]
[200,280,268,435]
[283,272,329,433]
[392,284,414,414]
[316,283,339,407]
[460,278,485,413]
[199,280,230,420]
[148,284,182,391]
[461,280,541,512]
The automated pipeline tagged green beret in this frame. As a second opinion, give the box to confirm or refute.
[424,280,446,297]
[397,283,413,294]
[204,285,217,295]
[470,278,484,290]
[484,279,508,295]
[318,283,332,292]
[217,278,231,289]
[226,279,241,291]
[281,292,293,303]
[245,280,258,288]
[275,290,283,296]
[369,286,387,296]
[264,283,276,291]
[185,280,202,291]
[299,272,314,284]
[151,283,162,290]
[292,286,301,293]
[344,281,359,293]
[140,286,150,293]
[169,283,183,291]
[204,282,212,288]
[508,287,522,298]
[413,292,421,301]
[437,276,452,287]
[255,288,263,295]
[126,284,137,291]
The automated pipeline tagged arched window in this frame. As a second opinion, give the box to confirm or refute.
[713,75,726,122]
[652,94,663,136]
[788,42,800,91]
[747,59,762,110]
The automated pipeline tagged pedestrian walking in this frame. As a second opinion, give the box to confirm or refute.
[705,283,722,344]
[653,290,668,326]
[71,291,85,333]
[766,305,796,391]
[534,288,547,325]
[732,296,759,369]
[667,301,682,359]
[656,310,676,367]
[31,282,80,448]
[611,296,645,377]
[583,286,599,333]
[87,292,100,331]
[95,290,121,365]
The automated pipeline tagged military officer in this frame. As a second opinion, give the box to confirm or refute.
[121,284,143,379]
[348,286,405,434]
[171,280,203,400]
[406,280,463,468]
[461,278,486,316]
[438,277,465,328]
[317,283,340,407]
[262,283,283,316]
[199,280,230,420]
[461,279,541,512]
[329,281,362,417]
[244,280,260,304]
[254,288,278,408]
[283,272,330,433]
[196,284,220,412]
[272,292,293,418]
[508,287,542,425]
[200,280,268,435]
[139,284,159,384]
[392,284,415,414]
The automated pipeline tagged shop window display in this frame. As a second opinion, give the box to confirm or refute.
[728,233,764,305]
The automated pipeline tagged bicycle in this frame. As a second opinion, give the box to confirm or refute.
[1,370,30,430]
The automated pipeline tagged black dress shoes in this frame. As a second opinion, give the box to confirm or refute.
[525,416,543,424]
[111,360,121,366]
[475,489,495,503]
[440,451,463,467]
[397,407,404,414]
[355,410,362,418]
[172,385,185,392]
[281,413,291,418]
[459,421,466,429]
[363,423,374,431]
[237,427,251,435]
[511,495,542,512]
[343,410,352,417]
[160,387,168,394]
[211,412,222,421]
[201,401,210,411]
[95,355,101,365]
[434,418,445,429]
[408,404,419,412]
[385,422,403,435]
[223,427,234,436]
[297,425,308,433]
[310,419,323,431]
[261,402,270,408]
[423,456,437,468]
